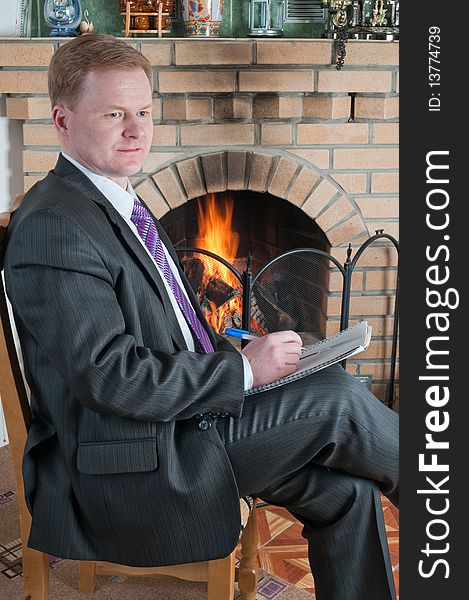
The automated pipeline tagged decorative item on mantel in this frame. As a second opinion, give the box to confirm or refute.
[79,9,94,34]
[43,0,82,37]
[248,0,284,37]
[323,0,352,70]
[324,1,400,40]
[181,0,225,37]
[1,0,31,37]
[322,1,399,70]
[119,1,173,37]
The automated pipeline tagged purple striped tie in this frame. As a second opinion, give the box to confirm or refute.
[130,198,214,353]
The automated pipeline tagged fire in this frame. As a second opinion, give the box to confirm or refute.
[196,193,239,287]
[195,193,243,332]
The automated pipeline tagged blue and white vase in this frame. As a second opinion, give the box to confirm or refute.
[44,0,82,37]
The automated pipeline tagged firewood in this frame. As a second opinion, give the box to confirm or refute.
[205,277,239,308]
[253,284,297,332]
[181,257,205,292]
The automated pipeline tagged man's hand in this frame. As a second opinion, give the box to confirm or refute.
[241,331,303,388]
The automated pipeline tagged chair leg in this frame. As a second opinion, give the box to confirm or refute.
[22,547,49,600]
[238,501,259,600]
[79,560,97,592]
[207,553,235,600]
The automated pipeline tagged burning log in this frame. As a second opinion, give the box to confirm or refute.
[253,283,297,332]
[200,290,243,331]
[205,276,239,309]
[221,303,243,330]
[250,297,268,334]
[181,256,205,295]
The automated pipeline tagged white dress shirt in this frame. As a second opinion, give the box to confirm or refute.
[62,154,253,390]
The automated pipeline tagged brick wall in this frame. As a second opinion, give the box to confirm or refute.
[0,38,399,403]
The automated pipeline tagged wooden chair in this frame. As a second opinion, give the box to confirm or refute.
[0,195,259,600]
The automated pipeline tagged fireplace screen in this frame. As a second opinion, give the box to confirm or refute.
[165,194,399,409]
[250,250,331,344]
[180,248,333,346]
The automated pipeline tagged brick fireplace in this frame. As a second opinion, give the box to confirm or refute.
[0,37,399,403]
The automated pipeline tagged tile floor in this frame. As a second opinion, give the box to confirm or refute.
[239,496,399,598]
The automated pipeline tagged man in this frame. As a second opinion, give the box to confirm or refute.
[4,35,398,599]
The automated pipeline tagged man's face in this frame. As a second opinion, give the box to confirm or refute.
[54,68,153,188]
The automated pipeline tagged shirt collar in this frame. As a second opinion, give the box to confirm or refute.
[61,153,137,221]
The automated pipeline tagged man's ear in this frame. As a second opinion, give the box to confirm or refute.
[52,105,69,135]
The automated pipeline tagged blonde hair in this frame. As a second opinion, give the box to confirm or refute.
[48,34,153,109]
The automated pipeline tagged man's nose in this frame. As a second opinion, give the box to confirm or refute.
[123,116,144,138]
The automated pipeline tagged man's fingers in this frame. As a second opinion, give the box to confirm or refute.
[242,332,303,388]
[284,341,302,366]
[285,350,301,360]
[270,330,303,345]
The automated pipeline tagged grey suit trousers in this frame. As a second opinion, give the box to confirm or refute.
[215,363,399,600]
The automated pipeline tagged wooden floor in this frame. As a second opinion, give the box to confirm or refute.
[238,496,399,597]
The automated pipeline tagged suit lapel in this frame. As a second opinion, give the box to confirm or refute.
[53,156,188,351]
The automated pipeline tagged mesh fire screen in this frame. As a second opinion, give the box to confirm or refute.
[180,248,337,346]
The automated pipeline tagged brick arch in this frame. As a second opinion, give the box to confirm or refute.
[134,150,367,247]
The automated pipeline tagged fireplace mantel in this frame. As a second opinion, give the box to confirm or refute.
[0,36,399,402]
[0,36,399,70]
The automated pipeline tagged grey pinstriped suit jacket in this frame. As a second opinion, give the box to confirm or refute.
[4,155,247,567]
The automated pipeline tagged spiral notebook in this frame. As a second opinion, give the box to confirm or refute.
[245,320,372,396]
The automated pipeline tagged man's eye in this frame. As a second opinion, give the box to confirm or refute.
[108,112,121,118]
[138,111,150,117]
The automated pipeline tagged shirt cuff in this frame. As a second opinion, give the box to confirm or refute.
[241,353,253,391]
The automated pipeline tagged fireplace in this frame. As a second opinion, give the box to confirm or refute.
[161,190,332,343]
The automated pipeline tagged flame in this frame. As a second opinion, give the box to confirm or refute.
[195,193,243,332]
[196,193,239,285]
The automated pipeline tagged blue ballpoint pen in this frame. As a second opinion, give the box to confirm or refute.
[225,328,306,350]
[224,328,258,341]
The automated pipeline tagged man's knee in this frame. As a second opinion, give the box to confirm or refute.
[329,366,393,425]
[304,473,380,529]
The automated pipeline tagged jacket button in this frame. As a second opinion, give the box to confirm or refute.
[198,418,211,431]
